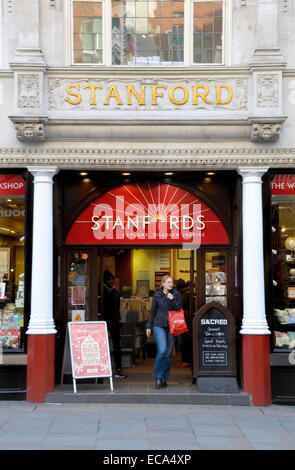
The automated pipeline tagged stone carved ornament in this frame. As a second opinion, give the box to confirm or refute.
[14,123,45,142]
[17,74,40,109]
[257,74,279,108]
[251,123,281,143]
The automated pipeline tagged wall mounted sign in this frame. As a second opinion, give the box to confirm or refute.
[271,174,295,195]
[48,77,249,116]
[66,182,229,246]
[0,175,25,196]
[68,321,113,393]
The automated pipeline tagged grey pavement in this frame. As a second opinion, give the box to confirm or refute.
[0,401,295,450]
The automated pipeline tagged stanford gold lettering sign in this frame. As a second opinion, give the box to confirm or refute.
[48,77,249,114]
[64,83,233,107]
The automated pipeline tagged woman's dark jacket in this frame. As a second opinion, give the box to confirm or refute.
[145,287,182,329]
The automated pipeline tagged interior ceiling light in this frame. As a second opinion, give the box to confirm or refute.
[80,172,88,176]
[164,172,174,176]
[206,172,215,175]
[122,172,131,176]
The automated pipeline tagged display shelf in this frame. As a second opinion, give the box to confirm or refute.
[155,271,170,290]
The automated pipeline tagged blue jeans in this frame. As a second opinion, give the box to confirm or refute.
[153,326,175,381]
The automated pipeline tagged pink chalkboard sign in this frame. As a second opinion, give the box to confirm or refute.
[68,321,113,393]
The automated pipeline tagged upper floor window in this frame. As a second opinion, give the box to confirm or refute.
[71,0,227,66]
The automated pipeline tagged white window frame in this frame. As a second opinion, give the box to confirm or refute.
[66,0,232,67]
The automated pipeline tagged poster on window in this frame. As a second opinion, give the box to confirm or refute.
[71,286,85,305]
[68,321,112,380]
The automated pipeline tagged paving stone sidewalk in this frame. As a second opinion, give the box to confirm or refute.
[0,401,295,450]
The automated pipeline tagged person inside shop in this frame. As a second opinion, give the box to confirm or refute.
[103,270,127,379]
[145,274,182,389]
[175,278,192,369]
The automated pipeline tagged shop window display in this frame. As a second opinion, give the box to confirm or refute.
[272,174,295,350]
[0,175,26,351]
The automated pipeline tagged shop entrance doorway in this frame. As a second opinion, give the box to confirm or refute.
[62,180,231,385]
[64,246,230,383]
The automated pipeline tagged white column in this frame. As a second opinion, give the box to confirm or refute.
[237,167,271,335]
[26,166,59,335]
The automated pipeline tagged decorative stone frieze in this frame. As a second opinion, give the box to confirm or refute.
[0,146,294,169]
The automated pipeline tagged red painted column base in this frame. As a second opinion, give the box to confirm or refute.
[242,335,272,406]
[26,334,55,403]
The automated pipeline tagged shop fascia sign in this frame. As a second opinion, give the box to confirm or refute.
[66,183,229,246]
[271,174,295,195]
[0,175,25,196]
[64,82,233,108]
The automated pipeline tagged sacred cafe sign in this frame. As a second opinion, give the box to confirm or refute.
[66,182,229,246]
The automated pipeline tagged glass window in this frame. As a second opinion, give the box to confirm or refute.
[67,251,90,321]
[0,175,26,352]
[271,174,295,350]
[112,0,184,65]
[193,0,223,64]
[73,0,103,64]
[71,0,226,66]
[205,251,227,306]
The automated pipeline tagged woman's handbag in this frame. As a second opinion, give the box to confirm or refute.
[168,308,189,336]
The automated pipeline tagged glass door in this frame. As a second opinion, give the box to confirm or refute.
[66,249,97,322]
[204,250,228,307]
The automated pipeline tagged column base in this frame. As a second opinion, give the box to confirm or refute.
[26,334,55,403]
[242,335,272,406]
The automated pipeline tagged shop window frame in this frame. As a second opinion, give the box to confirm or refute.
[66,0,232,67]
[0,170,31,356]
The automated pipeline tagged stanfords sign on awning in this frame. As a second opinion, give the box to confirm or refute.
[66,183,229,247]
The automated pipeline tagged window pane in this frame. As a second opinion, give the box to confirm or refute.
[271,175,295,350]
[193,0,223,64]
[0,175,26,352]
[73,1,103,64]
[112,0,184,65]
[205,252,227,307]
[67,252,89,321]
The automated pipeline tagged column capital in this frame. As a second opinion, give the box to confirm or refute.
[237,167,269,184]
[27,166,59,183]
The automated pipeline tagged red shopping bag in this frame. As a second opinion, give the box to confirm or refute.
[168,308,189,336]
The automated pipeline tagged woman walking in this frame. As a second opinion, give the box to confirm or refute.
[145,275,182,389]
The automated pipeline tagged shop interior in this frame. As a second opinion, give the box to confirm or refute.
[67,247,228,383]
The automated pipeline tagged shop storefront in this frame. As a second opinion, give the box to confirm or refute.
[2,0,295,406]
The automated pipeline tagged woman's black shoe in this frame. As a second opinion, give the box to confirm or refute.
[155,378,162,389]
[161,379,167,388]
